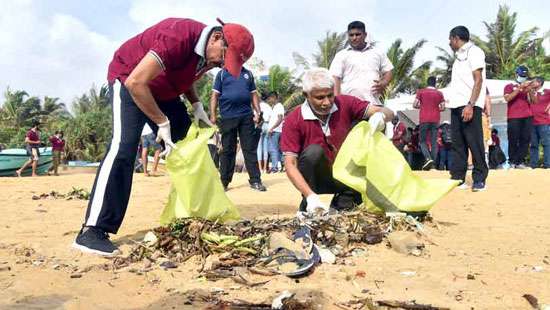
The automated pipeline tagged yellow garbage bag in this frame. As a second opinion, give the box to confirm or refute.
[333,121,458,213]
[160,124,240,225]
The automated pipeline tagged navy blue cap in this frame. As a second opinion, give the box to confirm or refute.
[515,65,529,77]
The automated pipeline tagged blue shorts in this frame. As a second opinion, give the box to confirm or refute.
[141,133,161,149]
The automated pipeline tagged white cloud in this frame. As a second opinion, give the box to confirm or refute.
[0,0,118,109]
[1,0,546,111]
[128,0,378,69]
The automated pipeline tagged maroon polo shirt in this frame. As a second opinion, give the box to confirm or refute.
[392,122,407,147]
[415,87,443,124]
[26,129,40,147]
[281,95,369,163]
[532,90,550,125]
[107,18,206,101]
[49,136,65,151]
[504,83,532,119]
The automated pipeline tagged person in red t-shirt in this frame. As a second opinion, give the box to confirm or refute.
[391,116,407,155]
[504,65,536,169]
[280,68,394,214]
[74,17,255,256]
[528,77,550,168]
[488,128,506,169]
[404,126,421,169]
[47,130,65,176]
[16,120,42,177]
[413,76,445,170]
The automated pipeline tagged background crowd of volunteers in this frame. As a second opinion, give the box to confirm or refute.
[391,66,549,173]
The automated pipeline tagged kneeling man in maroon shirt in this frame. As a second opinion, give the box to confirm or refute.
[280,68,394,214]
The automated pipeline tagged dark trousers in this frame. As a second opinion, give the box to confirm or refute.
[84,81,191,233]
[507,117,533,165]
[450,106,488,183]
[297,144,360,211]
[419,122,438,161]
[219,114,261,186]
[437,147,452,170]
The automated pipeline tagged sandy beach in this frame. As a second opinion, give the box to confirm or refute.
[0,169,549,309]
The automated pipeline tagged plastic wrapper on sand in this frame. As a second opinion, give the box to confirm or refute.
[333,121,459,213]
[160,124,240,225]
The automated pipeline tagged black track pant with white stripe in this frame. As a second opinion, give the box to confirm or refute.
[83,81,191,234]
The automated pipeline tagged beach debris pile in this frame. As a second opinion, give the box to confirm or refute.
[114,210,428,280]
[31,187,90,200]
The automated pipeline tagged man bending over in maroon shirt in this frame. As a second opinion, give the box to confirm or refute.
[73,18,255,256]
[281,68,394,214]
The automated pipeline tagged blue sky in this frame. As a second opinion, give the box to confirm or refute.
[0,0,548,109]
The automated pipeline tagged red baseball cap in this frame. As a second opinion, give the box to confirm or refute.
[217,18,254,77]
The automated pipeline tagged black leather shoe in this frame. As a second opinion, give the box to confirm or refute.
[250,182,267,192]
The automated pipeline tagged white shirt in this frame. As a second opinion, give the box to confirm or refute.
[447,42,487,109]
[141,123,153,136]
[269,102,285,133]
[301,101,338,136]
[259,101,272,123]
[329,44,394,106]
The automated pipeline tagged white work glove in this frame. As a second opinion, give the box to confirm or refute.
[155,120,176,158]
[192,102,214,127]
[368,112,386,135]
[306,194,329,216]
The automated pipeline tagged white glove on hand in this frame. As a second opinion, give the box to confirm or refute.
[192,102,214,127]
[155,120,177,158]
[368,112,386,135]
[306,194,329,215]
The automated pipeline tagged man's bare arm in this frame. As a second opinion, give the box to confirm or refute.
[124,54,165,124]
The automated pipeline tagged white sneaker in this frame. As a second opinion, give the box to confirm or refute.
[456,182,469,190]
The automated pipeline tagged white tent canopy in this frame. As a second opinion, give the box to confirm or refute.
[386,79,514,112]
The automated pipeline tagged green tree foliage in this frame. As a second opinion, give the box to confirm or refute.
[385,39,431,98]
[471,5,550,79]
[59,85,112,161]
[433,46,455,87]
[293,31,347,69]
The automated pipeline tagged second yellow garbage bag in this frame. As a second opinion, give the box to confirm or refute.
[333,121,458,214]
[160,124,240,225]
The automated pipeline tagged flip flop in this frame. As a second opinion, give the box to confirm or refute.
[265,226,321,278]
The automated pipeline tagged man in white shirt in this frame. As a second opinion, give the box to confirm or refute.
[329,21,394,106]
[446,25,488,192]
[267,92,285,172]
[257,97,272,173]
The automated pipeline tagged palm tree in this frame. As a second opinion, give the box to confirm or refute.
[42,97,67,117]
[384,39,431,98]
[293,31,347,69]
[0,88,41,128]
[471,5,543,79]
[433,47,455,87]
[72,85,110,115]
[256,65,303,111]
[314,31,347,69]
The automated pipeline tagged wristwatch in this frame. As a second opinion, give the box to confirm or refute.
[466,101,474,107]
